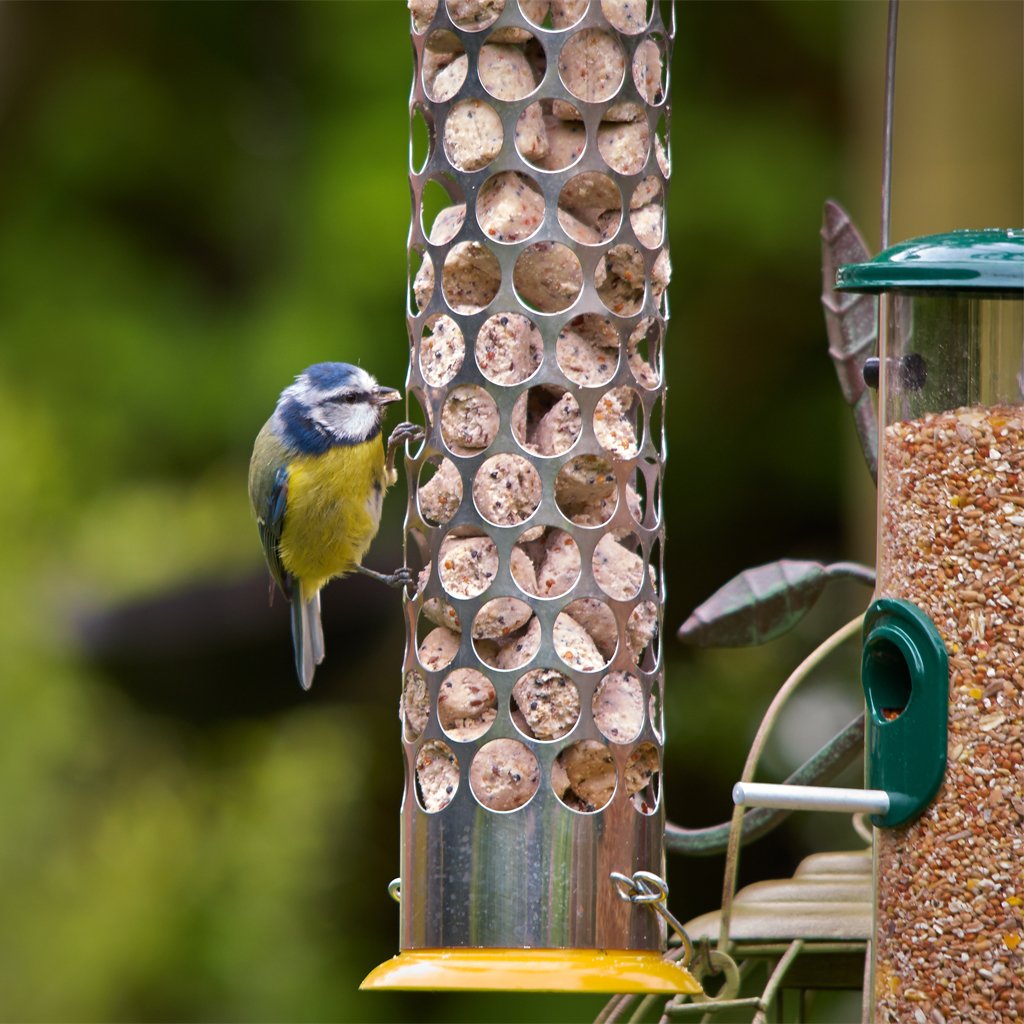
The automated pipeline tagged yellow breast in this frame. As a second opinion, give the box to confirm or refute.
[279,438,388,590]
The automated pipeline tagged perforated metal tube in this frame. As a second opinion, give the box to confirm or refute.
[400,0,673,951]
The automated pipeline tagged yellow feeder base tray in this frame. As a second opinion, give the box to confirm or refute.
[360,947,702,994]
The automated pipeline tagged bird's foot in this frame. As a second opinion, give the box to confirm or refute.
[385,421,426,473]
[355,563,416,589]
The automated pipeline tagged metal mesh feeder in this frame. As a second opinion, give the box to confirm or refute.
[362,0,699,995]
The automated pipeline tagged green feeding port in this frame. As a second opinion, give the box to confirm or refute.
[864,636,913,722]
[861,599,949,828]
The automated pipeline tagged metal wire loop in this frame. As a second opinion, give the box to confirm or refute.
[388,878,401,903]
[609,870,694,967]
[611,869,665,904]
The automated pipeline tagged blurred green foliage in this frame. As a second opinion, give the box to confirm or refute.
[0,2,1015,1022]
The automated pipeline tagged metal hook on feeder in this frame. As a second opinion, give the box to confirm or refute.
[611,873,743,1005]
[610,870,695,969]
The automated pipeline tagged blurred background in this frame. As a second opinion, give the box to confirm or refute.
[0,2,1019,1021]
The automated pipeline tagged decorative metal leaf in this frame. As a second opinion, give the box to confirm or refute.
[678,559,873,648]
[820,200,878,481]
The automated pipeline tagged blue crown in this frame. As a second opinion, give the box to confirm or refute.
[302,362,361,390]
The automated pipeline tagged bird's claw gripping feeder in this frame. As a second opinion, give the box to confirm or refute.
[362,0,700,996]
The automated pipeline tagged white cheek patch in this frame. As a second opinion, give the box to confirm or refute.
[344,403,378,440]
[317,401,379,444]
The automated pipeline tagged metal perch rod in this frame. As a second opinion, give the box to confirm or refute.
[732,781,889,817]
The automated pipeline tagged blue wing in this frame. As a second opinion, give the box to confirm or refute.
[257,465,292,601]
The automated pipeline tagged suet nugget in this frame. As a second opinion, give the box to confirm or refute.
[248,362,421,690]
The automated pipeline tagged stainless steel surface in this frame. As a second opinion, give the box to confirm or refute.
[401,0,673,951]
[733,782,891,817]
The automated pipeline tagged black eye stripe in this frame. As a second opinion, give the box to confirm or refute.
[333,390,369,404]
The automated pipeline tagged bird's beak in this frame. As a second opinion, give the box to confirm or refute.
[374,386,402,406]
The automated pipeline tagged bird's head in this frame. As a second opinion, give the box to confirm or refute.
[272,362,401,453]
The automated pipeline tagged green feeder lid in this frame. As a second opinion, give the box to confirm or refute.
[835,228,1024,293]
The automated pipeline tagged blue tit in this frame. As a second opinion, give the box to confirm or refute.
[248,362,422,690]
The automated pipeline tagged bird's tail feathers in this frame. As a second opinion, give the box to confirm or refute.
[309,590,325,666]
[290,582,325,690]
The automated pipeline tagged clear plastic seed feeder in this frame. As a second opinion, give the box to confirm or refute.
[361,0,700,995]
[836,231,1024,1023]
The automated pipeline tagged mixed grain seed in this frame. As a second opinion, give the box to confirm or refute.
[876,404,1024,1023]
